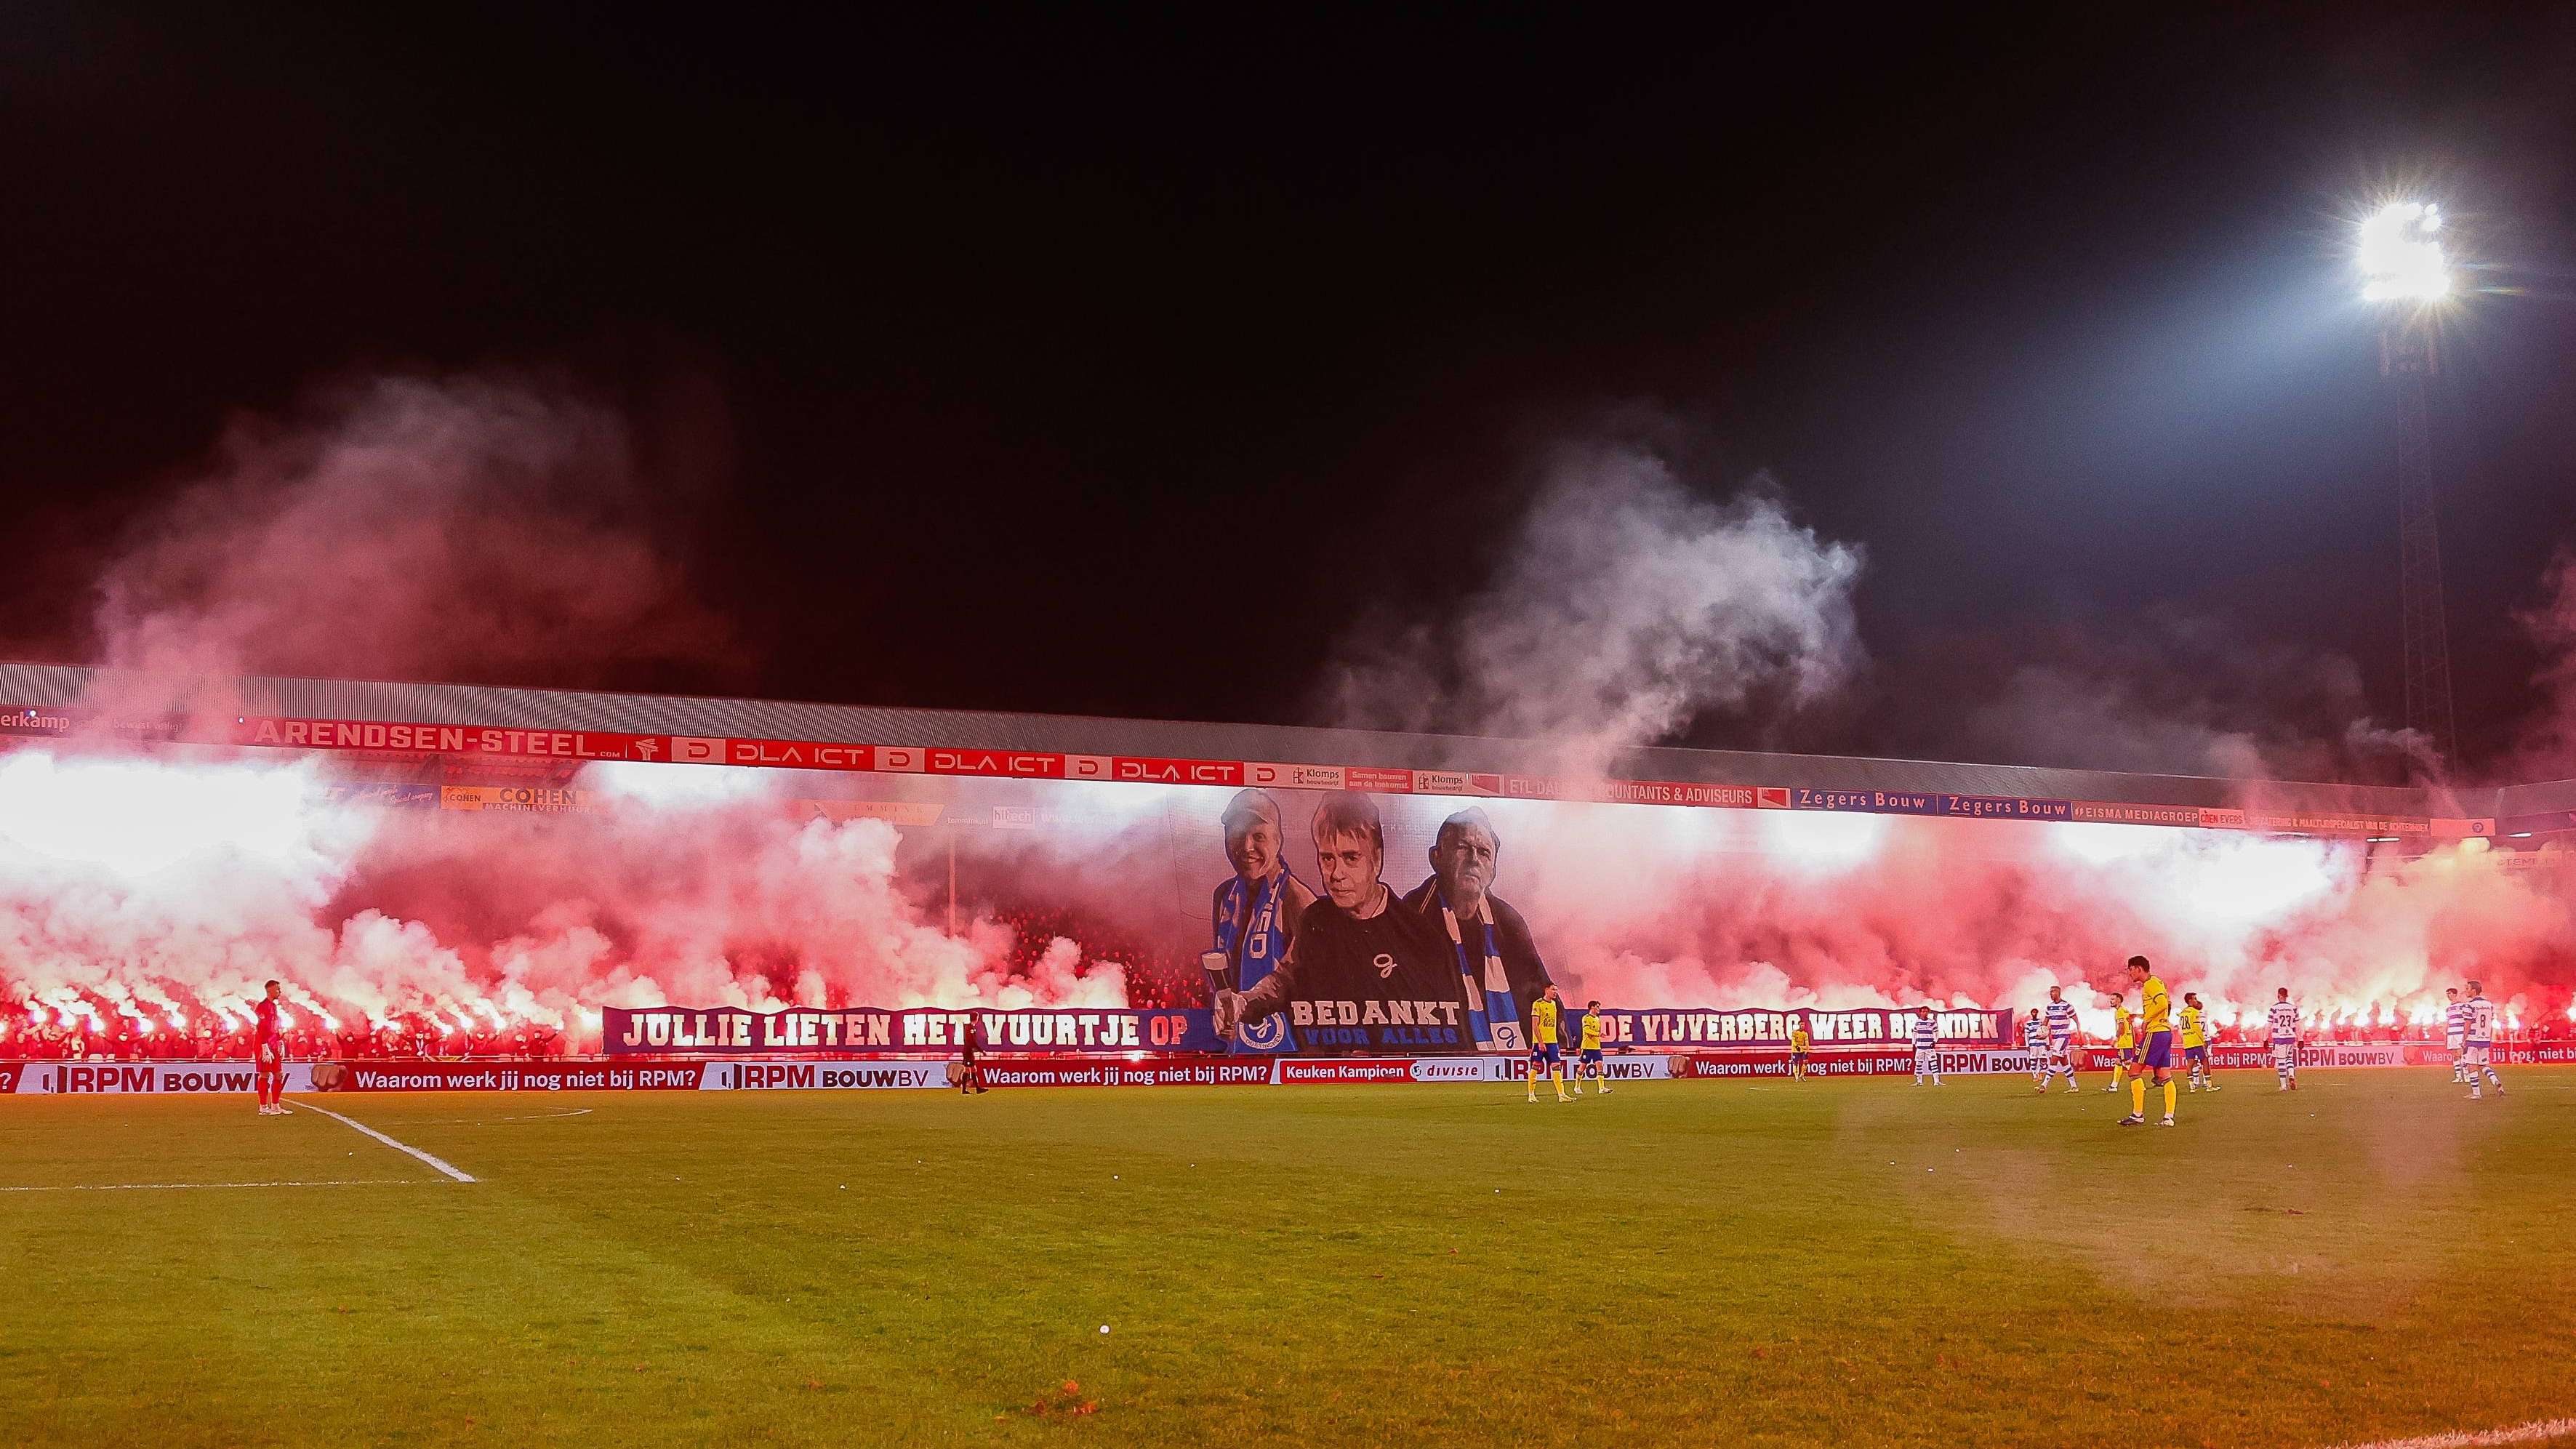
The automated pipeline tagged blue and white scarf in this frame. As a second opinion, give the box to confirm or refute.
[1216,870,1300,1053]
[1435,886,1524,1053]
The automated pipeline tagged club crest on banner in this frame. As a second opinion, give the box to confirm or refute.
[1236,1014,1289,1052]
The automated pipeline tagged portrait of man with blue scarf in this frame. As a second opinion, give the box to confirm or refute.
[1212,791,1467,1052]
[1398,806,1552,1054]
[1202,788,1315,1053]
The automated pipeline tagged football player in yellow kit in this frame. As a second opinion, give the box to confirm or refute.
[2104,1008,2136,1096]
[1526,985,1569,1103]
[2180,992,2220,1093]
[1571,1000,1610,1096]
[2122,956,2178,1128]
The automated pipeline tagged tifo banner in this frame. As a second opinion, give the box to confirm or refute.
[603,1006,1221,1056]
[601,1005,2006,1059]
[1600,1007,2009,1050]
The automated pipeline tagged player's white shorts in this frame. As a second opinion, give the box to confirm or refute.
[2463,1044,2491,1067]
[2271,1041,2297,1070]
[1914,1048,1939,1073]
[2049,1039,2071,1064]
[2447,1034,2465,1056]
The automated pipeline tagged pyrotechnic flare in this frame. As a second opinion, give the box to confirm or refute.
[8,381,2576,1050]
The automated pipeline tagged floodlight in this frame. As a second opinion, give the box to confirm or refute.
[2358,201,2449,302]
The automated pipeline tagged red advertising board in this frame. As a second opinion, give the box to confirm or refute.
[317,1060,706,1091]
[233,718,670,761]
[1275,1059,1417,1084]
[1674,1050,1930,1078]
[705,737,874,771]
[1112,757,1243,786]
[925,748,1064,778]
[2,699,2489,839]
[9,1045,2557,1093]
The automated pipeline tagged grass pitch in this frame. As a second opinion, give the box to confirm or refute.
[4,1068,2573,1448]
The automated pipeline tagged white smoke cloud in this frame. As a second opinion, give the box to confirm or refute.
[1291,427,2576,1027]
[0,753,1141,1037]
[2508,550,2576,781]
[1320,438,1865,772]
[1944,614,2441,783]
[1485,800,2574,1033]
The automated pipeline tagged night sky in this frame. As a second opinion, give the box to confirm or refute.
[5,7,2573,773]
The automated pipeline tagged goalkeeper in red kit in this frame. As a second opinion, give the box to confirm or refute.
[254,979,286,1115]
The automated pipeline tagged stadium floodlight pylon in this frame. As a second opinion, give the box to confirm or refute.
[2361,201,2457,763]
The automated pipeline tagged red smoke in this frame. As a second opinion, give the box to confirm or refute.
[4,376,1138,1040]
[1497,807,2575,1031]
[78,374,734,726]
[3,387,2573,1042]
[0,752,1139,1043]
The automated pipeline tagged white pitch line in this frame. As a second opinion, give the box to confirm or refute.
[285,1099,478,1183]
[2318,1418,2576,1449]
[0,1179,420,1193]
[406,1107,595,1126]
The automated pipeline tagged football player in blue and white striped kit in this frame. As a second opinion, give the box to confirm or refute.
[2444,987,2468,1083]
[1911,1005,1942,1085]
[2461,979,2504,1100]
[2044,986,2080,1093]
[2266,987,2301,1091]
[2022,1008,2048,1091]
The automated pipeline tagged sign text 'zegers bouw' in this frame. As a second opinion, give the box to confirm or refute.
[603,1006,1221,1056]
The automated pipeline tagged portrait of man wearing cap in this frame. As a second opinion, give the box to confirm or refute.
[1203,787,1317,1052]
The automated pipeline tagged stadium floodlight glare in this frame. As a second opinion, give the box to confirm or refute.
[2358,201,2449,302]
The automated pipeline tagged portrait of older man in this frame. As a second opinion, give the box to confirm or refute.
[1399,805,1552,1053]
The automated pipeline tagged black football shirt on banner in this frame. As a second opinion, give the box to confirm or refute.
[1290,890,1472,1051]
